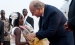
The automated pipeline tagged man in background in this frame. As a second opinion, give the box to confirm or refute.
[64,0,75,45]
[0,10,10,45]
[22,9,34,28]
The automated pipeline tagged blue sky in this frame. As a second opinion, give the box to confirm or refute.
[0,0,65,32]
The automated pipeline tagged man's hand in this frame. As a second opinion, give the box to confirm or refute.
[1,43,3,45]
[26,33,36,41]
[64,22,71,31]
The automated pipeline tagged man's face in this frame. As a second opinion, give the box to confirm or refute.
[29,5,42,17]
[22,10,28,16]
[1,11,5,17]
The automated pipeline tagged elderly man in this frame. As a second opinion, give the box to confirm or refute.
[26,1,74,45]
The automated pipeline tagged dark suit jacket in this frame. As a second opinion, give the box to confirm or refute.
[68,0,75,30]
[26,16,34,28]
[0,21,4,43]
[36,5,74,45]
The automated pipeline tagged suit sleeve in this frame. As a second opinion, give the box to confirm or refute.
[1,22,4,43]
[36,12,62,39]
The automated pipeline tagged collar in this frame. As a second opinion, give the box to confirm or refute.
[23,15,28,20]
[42,8,44,17]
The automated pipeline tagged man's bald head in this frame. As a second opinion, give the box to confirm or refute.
[29,1,45,9]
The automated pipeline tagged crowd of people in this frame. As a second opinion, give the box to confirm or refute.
[0,0,75,45]
[0,8,34,45]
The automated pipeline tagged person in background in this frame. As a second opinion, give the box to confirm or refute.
[26,1,74,45]
[64,0,75,45]
[22,9,34,28]
[0,10,10,45]
[0,20,4,45]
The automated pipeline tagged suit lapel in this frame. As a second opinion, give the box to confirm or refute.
[42,5,49,26]
[39,4,52,29]
[42,5,52,26]
[42,14,49,26]
[39,16,42,29]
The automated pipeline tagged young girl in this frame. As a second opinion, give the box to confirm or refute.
[9,12,29,45]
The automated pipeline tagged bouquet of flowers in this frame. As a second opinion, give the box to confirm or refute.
[19,25,44,45]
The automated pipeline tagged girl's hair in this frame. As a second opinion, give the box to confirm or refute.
[9,12,21,27]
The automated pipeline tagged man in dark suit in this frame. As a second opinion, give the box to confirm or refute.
[26,1,74,45]
[64,0,75,45]
[0,21,4,45]
[22,9,34,28]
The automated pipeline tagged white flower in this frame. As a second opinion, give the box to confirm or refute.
[10,12,18,26]
[10,13,18,20]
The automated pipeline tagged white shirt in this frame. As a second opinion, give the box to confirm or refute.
[42,8,44,17]
[23,15,28,23]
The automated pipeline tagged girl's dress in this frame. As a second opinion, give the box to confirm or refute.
[10,27,26,45]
